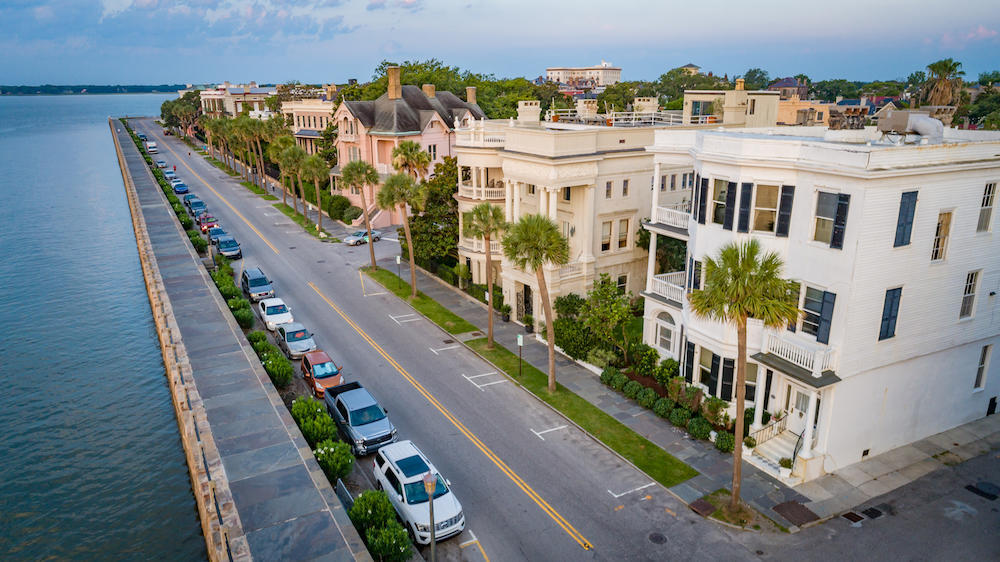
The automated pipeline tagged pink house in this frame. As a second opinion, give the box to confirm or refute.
[332,66,486,228]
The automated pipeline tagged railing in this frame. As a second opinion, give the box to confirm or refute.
[557,261,584,280]
[455,122,507,147]
[339,133,357,142]
[650,271,685,304]
[460,238,502,254]
[791,431,805,471]
[749,414,787,446]
[544,109,720,127]
[764,333,838,374]
[687,114,721,125]
[375,163,391,174]
[654,206,691,230]
[458,183,506,200]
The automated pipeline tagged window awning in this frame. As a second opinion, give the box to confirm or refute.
[751,352,840,389]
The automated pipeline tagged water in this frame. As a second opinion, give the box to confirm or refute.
[0,95,206,560]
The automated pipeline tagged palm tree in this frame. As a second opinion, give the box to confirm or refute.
[199,115,216,159]
[391,140,431,181]
[377,173,426,299]
[267,135,294,204]
[925,58,965,106]
[502,214,569,392]
[465,202,507,349]
[302,154,330,233]
[341,160,380,269]
[233,115,253,181]
[282,145,308,216]
[688,239,799,513]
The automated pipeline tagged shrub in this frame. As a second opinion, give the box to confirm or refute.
[653,397,674,418]
[298,410,336,446]
[342,206,362,223]
[327,194,351,221]
[166,193,180,205]
[743,435,757,449]
[637,387,658,409]
[553,317,593,361]
[172,202,186,216]
[292,396,326,425]
[263,354,294,388]
[553,293,585,319]
[686,417,712,440]
[701,396,727,428]
[654,358,679,387]
[215,255,234,278]
[179,214,193,230]
[314,439,354,481]
[667,377,686,403]
[438,267,456,286]
[715,431,735,453]
[217,280,241,300]
[631,343,659,379]
[669,407,691,427]
[349,490,396,533]
[681,386,703,412]
[610,371,628,392]
[247,331,268,345]
[468,283,487,303]
[232,307,254,329]
[365,520,412,562]
[253,341,281,358]
[623,380,643,399]
[586,348,618,369]
[779,457,793,469]
[187,231,208,253]
[599,366,619,386]
[227,297,251,311]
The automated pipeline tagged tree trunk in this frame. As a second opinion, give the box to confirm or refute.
[730,318,748,512]
[314,174,323,233]
[255,138,266,188]
[299,174,307,217]
[244,141,253,181]
[485,237,494,349]
[399,204,417,299]
[361,183,377,270]
[535,267,556,393]
[207,132,213,159]
[293,174,301,215]
[281,172,287,205]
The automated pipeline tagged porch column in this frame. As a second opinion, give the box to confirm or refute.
[645,233,657,292]
[505,180,514,222]
[472,166,479,189]
[548,188,558,221]
[799,389,818,458]
[539,187,548,217]
[651,161,661,218]
[480,167,487,196]
[751,378,765,430]
[513,182,521,220]
[582,184,595,262]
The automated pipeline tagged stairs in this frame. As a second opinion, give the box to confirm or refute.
[753,429,798,471]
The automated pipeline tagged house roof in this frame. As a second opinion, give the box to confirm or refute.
[294,129,321,138]
[768,77,801,89]
[342,85,486,135]
[750,352,840,389]
[226,87,276,95]
[681,63,700,69]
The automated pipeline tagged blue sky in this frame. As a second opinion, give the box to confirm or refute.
[1,0,998,85]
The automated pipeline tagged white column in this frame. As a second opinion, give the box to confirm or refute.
[548,188,558,221]
[513,182,521,220]
[582,185,595,261]
[751,376,765,430]
[472,166,478,189]
[651,161,661,219]
[645,232,657,292]
[799,389,818,458]
[505,180,514,222]
[539,187,548,217]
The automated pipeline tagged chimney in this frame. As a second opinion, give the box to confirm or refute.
[735,78,745,91]
[466,86,477,105]
[387,66,401,100]
[422,84,436,98]
[517,100,541,122]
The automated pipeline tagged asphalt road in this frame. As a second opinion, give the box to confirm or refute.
[134,120,759,561]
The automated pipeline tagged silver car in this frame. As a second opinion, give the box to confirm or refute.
[344,229,381,246]
[276,322,317,359]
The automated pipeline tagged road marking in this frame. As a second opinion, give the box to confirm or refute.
[665,507,676,517]
[389,313,419,325]
[359,270,386,296]
[308,282,592,550]
[607,482,655,499]
[157,133,280,255]
[459,530,479,547]
[458,531,491,562]
[462,372,508,391]
[640,495,652,501]
[614,505,624,512]
[429,344,460,355]
[530,425,568,441]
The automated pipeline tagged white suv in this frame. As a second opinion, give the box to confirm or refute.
[372,441,465,544]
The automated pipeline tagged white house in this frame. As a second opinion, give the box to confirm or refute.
[642,123,1000,482]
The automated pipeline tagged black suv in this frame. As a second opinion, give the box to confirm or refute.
[241,267,274,301]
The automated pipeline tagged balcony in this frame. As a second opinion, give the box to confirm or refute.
[653,206,690,229]
[458,182,506,200]
[762,333,838,375]
[375,163,391,175]
[459,237,502,254]
[649,271,685,305]
[555,261,584,281]
[455,121,507,147]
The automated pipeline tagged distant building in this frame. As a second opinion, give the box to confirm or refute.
[545,61,621,89]
[200,82,277,118]
[679,63,701,76]
[767,77,810,100]
[682,79,780,127]
[281,98,336,155]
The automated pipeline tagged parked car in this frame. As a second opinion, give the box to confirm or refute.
[276,322,317,359]
[163,129,172,136]
[240,267,274,301]
[169,178,184,187]
[155,159,167,168]
[373,440,465,545]
[183,194,199,208]
[207,227,227,245]
[188,199,206,216]
[216,235,242,259]
[324,382,396,456]
[257,298,293,331]
[301,351,342,398]
[163,169,176,180]
[344,229,382,246]
[173,183,189,195]
[197,214,219,232]
[137,133,147,141]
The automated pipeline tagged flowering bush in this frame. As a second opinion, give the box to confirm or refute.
[314,439,353,481]
[366,521,412,562]
[349,490,396,533]
[291,396,326,425]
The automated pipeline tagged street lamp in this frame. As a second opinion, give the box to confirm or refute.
[423,471,436,561]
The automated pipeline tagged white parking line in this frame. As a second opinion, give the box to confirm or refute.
[462,372,507,391]
[607,482,655,499]
[530,425,568,441]
[389,313,419,325]
[429,344,460,355]
[459,530,479,548]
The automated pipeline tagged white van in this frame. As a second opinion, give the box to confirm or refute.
[145,141,158,154]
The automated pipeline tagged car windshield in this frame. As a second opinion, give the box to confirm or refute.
[403,475,448,505]
[351,231,366,238]
[191,202,205,209]
[349,404,385,426]
[209,228,225,235]
[248,277,269,288]
[219,239,238,249]
[286,329,311,342]
[265,304,288,315]
[312,361,339,378]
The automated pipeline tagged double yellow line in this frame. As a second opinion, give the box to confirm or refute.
[308,282,593,551]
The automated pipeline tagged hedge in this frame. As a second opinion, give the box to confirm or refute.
[669,407,691,427]
[327,194,351,221]
[637,387,658,409]
[232,308,254,329]
[686,416,712,440]
[349,490,397,533]
[366,522,412,562]
[342,206,362,223]
[715,431,735,453]
[653,397,674,418]
[553,317,594,361]
[623,380,643,400]
[315,439,354,481]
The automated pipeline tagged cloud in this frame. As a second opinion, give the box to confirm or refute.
[366,0,387,10]
[33,5,54,21]
[939,24,999,49]
[366,0,422,12]
[100,0,134,20]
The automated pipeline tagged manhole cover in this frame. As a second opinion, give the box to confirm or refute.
[842,512,864,523]
[773,501,820,526]
[861,507,882,519]
[442,339,454,344]
[470,331,483,337]
[647,532,666,545]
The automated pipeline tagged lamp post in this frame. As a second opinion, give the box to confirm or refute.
[423,471,436,561]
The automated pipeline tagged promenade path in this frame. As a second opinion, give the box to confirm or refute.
[113,122,368,561]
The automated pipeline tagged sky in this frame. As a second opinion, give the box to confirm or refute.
[1,0,998,85]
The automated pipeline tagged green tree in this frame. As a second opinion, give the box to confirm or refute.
[581,274,633,362]
[407,157,459,263]
[391,140,431,181]
[377,173,426,298]
[267,135,295,205]
[597,82,638,112]
[464,202,507,349]
[281,145,308,215]
[978,71,1000,88]
[636,228,686,274]
[302,154,330,233]
[502,214,569,392]
[810,79,860,101]
[316,120,339,167]
[341,160,381,269]
[925,58,965,106]
[656,67,730,102]
[688,239,799,513]
[739,68,770,90]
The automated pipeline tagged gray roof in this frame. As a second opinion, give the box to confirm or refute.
[294,129,321,138]
[226,87,276,95]
[750,352,840,389]
[343,85,486,135]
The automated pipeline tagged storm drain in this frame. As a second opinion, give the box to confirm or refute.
[317,260,325,263]
[965,481,999,501]
[442,339,454,344]
[861,507,882,519]
[842,512,864,523]
[647,532,666,545]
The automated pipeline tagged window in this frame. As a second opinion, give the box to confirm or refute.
[656,312,674,353]
[659,175,666,191]
[879,287,902,340]
[745,363,758,403]
[617,274,628,293]
[960,270,980,318]
[975,345,991,389]
[563,186,571,201]
[978,183,995,232]
[618,219,629,249]
[427,144,437,160]
[692,260,702,290]
[601,221,611,251]
[622,179,629,197]
[749,98,756,115]
[712,180,728,225]
[817,112,824,120]
[794,389,809,412]
[800,287,824,337]
[813,191,838,243]
[527,184,536,195]
[670,175,677,191]
[699,349,716,392]
[753,184,779,233]
[605,181,612,199]
[932,211,952,261]
[894,191,918,247]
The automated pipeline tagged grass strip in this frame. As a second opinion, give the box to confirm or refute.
[466,337,698,488]
[206,156,240,176]
[702,489,788,533]
[273,203,340,242]
[240,181,278,200]
[363,267,478,335]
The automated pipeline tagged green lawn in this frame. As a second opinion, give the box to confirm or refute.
[467,338,697,488]
[363,267,478,335]
[240,181,278,200]
[206,156,240,176]
[273,203,339,242]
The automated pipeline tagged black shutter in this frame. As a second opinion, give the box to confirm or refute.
[692,174,701,220]
[830,193,851,249]
[894,191,918,247]
[816,291,836,344]
[723,181,737,230]
[737,182,753,233]
[698,178,708,225]
[763,370,773,411]
[707,354,720,397]
[720,359,734,401]
[693,260,702,290]
[687,256,694,290]
[684,341,696,383]
[879,288,902,340]
[776,185,795,237]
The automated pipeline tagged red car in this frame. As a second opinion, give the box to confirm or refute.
[198,214,219,232]
[301,350,343,398]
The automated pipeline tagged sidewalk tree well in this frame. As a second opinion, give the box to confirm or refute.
[377,173,427,299]
[502,214,569,392]
[302,154,330,233]
[341,160,381,269]
[464,202,507,349]
[688,239,799,514]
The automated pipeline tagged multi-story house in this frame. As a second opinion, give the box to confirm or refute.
[545,61,621,89]
[331,66,485,227]
[281,98,336,155]
[641,118,1000,482]
[200,82,277,117]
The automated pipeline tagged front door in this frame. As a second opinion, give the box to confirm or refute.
[785,384,811,435]
[522,284,533,319]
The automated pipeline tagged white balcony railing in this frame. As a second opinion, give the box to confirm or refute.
[654,206,691,230]
[375,163,391,174]
[557,261,584,280]
[460,238,502,254]
[458,183,506,200]
[650,271,685,304]
[455,121,507,147]
[763,333,838,375]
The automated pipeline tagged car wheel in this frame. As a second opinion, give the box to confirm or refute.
[373,236,380,242]
[406,525,417,546]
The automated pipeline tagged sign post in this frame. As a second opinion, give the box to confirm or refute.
[395,255,402,290]
[517,334,523,379]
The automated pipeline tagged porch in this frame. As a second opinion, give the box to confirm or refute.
[643,204,690,241]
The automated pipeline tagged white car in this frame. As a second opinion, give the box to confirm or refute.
[372,441,465,545]
[155,160,167,168]
[170,178,184,187]
[257,298,293,331]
